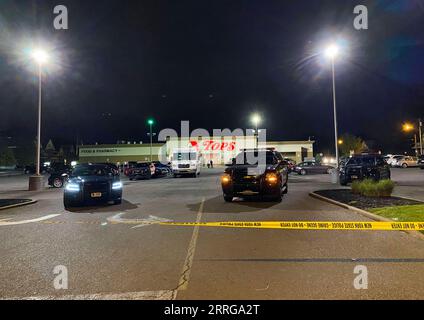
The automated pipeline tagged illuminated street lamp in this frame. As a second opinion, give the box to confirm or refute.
[251,113,261,148]
[29,48,49,191]
[147,118,155,162]
[338,139,344,145]
[325,43,342,179]
[402,122,414,132]
[402,121,423,155]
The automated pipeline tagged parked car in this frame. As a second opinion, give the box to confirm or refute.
[392,156,419,168]
[128,162,152,180]
[339,154,391,186]
[123,161,138,176]
[419,155,424,170]
[97,163,120,175]
[63,163,122,208]
[152,161,172,176]
[23,164,49,174]
[284,158,297,173]
[384,154,404,166]
[294,161,334,175]
[48,164,73,188]
[221,148,289,202]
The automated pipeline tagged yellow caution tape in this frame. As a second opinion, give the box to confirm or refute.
[160,221,424,231]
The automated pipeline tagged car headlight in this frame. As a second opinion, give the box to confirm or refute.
[65,183,80,192]
[265,172,278,183]
[112,181,123,190]
[221,173,232,184]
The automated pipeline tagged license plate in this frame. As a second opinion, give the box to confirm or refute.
[351,175,358,179]
[91,192,102,198]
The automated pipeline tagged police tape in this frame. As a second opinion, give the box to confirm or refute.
[160,221,424,231]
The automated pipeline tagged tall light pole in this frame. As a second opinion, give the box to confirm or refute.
[402,121,423,155]
[251,113,261,148]
[419,119,423,155]
[147,118,155,162]
[29,49,48,191]
[325,44,340,170]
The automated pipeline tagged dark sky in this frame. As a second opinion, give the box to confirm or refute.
[0,0,423,155]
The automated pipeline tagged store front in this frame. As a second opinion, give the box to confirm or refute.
[78,138,314,165]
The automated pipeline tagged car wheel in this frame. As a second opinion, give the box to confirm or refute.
[114,199,122,205]
[53,178,63,188]
[402,163,408,168]
[300,169,307,176]
[340,179,348,186]
[224,195,233,202]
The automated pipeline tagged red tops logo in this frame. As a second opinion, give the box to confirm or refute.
[190,140,236,152]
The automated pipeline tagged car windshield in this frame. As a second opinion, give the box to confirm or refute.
[72,165,110,176]
[234,151,275,165]
[348,157,375,165]
[174,152,197,160]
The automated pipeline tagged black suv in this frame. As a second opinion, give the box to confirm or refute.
[339,154,391,186]
[419,155,424,170]
[63,163,123,208]
[221,149,289,202]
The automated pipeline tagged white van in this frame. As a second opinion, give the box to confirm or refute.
[171,148,201,178]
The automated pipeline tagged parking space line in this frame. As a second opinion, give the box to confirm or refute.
[175,197,205,295]
[0,214,61,226]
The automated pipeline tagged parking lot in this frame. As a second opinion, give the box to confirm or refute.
[0,167,424,299]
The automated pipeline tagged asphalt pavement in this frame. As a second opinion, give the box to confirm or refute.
[1,168,424,299]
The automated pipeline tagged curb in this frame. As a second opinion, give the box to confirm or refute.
[309,192,424,241]
[0,200,38,211]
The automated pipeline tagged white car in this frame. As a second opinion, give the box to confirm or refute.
[392,156,419,168]
[384,155,404,166]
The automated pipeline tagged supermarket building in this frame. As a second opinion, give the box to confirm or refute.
[78,136,314,165]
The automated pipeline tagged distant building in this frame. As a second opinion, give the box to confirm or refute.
[78,137,314,165]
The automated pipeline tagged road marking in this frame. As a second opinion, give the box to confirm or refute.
[2,290,176,300]
[107,213,172,228]
[175,197,205,295]
[0,214,61,226]
[161,220,424,231]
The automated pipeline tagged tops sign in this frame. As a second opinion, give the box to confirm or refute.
[190,140,236,152]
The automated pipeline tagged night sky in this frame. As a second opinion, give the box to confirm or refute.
[0,0,423,155]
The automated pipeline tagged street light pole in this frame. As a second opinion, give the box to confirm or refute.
[419,119,423,156]
[36,63,42,176]
[250,114,261,149]
[149,122,153,162]
[29,48,49,191]
[331,57,339,168]
[255,122,258,148]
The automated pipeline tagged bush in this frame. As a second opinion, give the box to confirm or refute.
[350,179,394,197]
